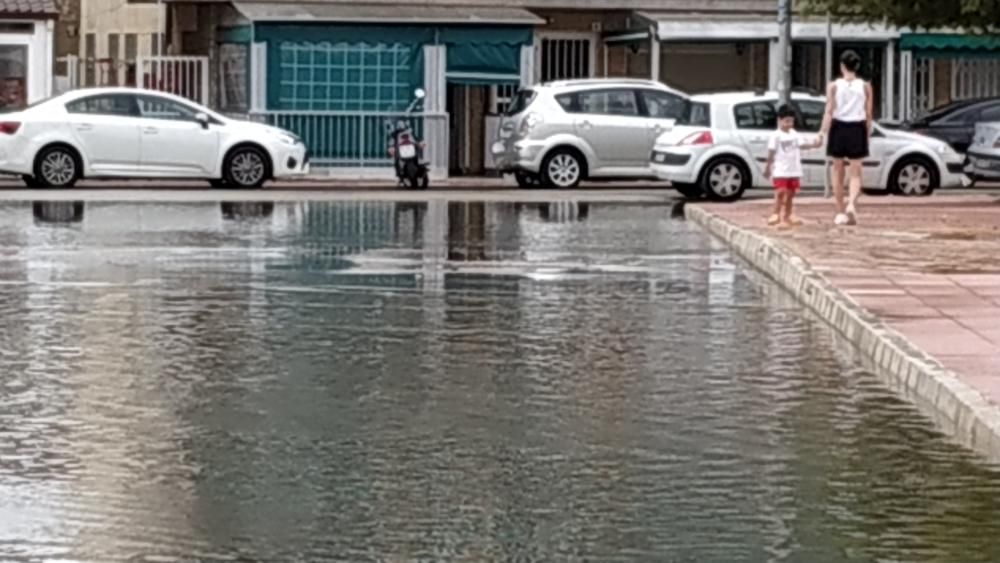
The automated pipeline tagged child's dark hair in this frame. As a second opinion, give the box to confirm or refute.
[840,50,862,73]
[777,104,796,119]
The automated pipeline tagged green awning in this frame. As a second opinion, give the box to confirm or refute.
[442,26,531,84]
[900,33,1000,56]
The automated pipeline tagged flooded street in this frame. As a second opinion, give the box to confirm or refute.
[1,199,999,562]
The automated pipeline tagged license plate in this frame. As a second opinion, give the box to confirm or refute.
[399,144,416,159]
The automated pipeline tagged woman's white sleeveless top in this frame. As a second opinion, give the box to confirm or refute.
[832,78,867,122]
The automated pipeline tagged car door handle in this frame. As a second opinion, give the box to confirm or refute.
[75,123,93,131]
[578,120,592,130]
[142,127,158,135]
[749,136,768,144]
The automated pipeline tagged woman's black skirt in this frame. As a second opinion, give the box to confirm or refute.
[827,119,869,159]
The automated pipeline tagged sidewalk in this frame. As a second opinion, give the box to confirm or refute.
[697,195,1000,406]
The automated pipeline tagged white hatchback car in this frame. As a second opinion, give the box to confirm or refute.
[0,88,309,188]
[649,91,968,201]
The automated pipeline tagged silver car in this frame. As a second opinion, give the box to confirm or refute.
[968,121,1000,181]
[491,79,695,188]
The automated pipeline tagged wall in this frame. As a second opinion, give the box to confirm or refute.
[661,42,766,93]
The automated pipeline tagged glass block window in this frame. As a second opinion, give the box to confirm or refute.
[278,42,416,111]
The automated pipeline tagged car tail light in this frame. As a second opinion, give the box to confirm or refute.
[0,121,20,135]
[677,131,713,146]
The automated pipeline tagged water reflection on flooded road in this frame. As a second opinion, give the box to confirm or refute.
[1,199,1000,562]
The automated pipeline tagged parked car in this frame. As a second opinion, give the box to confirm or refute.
[649,91,968,201]
[896,98,1000,153]
[491,79,704,188]
[967,121,1000,181]
[0,87,309,188]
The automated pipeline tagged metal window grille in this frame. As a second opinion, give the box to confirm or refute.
[951,59,1000,101]
[490,84,517,114]
[539,37,592,82]
[277,42,414,111]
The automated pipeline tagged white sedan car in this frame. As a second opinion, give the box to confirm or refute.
[0,88,309,188]
[649,91,968,201]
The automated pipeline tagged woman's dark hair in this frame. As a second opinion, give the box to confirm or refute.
[777,104,796,119]
[840,50,862,73]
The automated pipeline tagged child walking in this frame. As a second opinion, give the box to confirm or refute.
[764,104,824,228]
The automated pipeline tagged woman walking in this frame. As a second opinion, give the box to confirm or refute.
[821,50,873,226]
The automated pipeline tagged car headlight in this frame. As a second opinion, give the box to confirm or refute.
[936,143,957,156]
[271,129,299,145]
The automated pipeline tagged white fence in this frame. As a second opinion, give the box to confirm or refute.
[136,56,210,105]
[249,110,449,177]
[54,54,210,106]
[951,59,1000,100]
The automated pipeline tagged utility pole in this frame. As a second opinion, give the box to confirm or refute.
[777,0,792,105]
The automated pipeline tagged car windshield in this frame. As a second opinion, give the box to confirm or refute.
[504,89,537,116]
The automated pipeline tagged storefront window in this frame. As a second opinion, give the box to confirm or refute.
[0,45,27,111]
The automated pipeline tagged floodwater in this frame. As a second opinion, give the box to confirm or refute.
[1,199,999,562]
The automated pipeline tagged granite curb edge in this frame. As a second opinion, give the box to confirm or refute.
[686,203,1000,463]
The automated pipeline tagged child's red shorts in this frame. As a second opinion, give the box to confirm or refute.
[773,178,801,193]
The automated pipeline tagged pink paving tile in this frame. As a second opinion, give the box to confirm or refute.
[893,319,996,357]
[970,287,1000,298]
[919,294,993,309]
[880,307,945,321]
[935,306,1000,320]
[950,274,1000,287]
[849,294,930,311]
[968,328,1000,347]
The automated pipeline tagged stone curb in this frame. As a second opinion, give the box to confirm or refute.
[686,203,1000,463]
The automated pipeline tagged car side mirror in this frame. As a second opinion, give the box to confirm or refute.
[195,112,210,129]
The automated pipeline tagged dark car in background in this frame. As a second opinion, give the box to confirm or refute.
[900,98,1000,153]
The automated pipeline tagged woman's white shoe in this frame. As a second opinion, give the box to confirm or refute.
[834,213,850,226]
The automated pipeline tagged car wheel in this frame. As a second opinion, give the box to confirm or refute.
[890,157,936,197]
[541,149,584,189]
[223,146,269,189]
[700,157,748,202]
[673,182,704,200]
[34,145,81,188]
[514,171,540,189]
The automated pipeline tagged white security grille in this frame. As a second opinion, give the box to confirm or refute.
[951,59,1000,101]
[137,55,210,105]
[912,56,935,117]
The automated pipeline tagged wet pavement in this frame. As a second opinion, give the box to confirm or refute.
[700,196,1000,408]
[2,199,1000,561]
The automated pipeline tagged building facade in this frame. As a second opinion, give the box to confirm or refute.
[139,0,1000,178]
[0,0,56,108]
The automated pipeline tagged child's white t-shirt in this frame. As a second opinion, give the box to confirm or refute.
[768,129,811,179]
